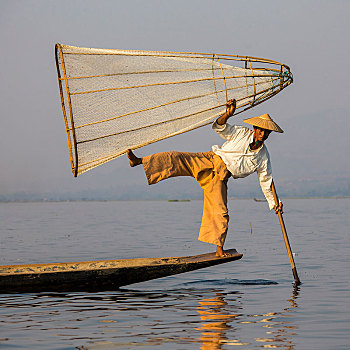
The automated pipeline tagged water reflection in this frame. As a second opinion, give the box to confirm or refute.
[252,284,300,349]
[196,292,248,349]
[0,284,300,349]
[195,284,300,349]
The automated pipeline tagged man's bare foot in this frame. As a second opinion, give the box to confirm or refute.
[216,246,232,258]
[127,149,142,167]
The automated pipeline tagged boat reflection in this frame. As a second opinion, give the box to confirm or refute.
[196,284,300,349]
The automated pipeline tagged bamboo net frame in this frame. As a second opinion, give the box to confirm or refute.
[55,44,293,177]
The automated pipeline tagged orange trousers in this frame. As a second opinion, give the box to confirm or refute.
[142,151,231,247]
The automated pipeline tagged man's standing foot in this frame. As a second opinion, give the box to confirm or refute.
[216,245,232,258]
[127,149,142,167]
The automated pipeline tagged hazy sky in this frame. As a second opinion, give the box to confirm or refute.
[0,0,349,198]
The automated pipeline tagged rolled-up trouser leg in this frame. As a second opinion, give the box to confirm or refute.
[142,151,214,185]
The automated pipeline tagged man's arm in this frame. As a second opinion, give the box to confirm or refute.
[216,99,236,125]
[257,161,283,214]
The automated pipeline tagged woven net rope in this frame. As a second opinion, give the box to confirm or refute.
[55,44,293,176]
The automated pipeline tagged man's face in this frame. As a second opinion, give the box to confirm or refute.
[254,127,271,143]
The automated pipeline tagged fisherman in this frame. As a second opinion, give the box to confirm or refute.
[127,99,283,257]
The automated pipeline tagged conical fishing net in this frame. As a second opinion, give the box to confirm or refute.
[55,44,292,176]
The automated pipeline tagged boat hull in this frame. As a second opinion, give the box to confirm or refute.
[0,249,242,293]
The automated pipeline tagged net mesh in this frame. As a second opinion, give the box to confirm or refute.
[55,44,293,176]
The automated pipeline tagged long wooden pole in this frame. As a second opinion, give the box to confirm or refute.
[271,180,301,285]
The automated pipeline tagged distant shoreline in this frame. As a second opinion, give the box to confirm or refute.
[1,196,349,203]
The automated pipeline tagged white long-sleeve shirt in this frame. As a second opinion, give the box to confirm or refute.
[212,121,275,209]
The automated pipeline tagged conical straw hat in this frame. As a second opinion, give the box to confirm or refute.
[243,113,284,133]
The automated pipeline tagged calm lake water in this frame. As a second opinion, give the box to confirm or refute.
[0,198,349,349]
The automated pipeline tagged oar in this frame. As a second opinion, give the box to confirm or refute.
[271,180,301,285]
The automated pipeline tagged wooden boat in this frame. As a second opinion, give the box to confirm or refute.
[253,198,267,202]
[0,249,242,293]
